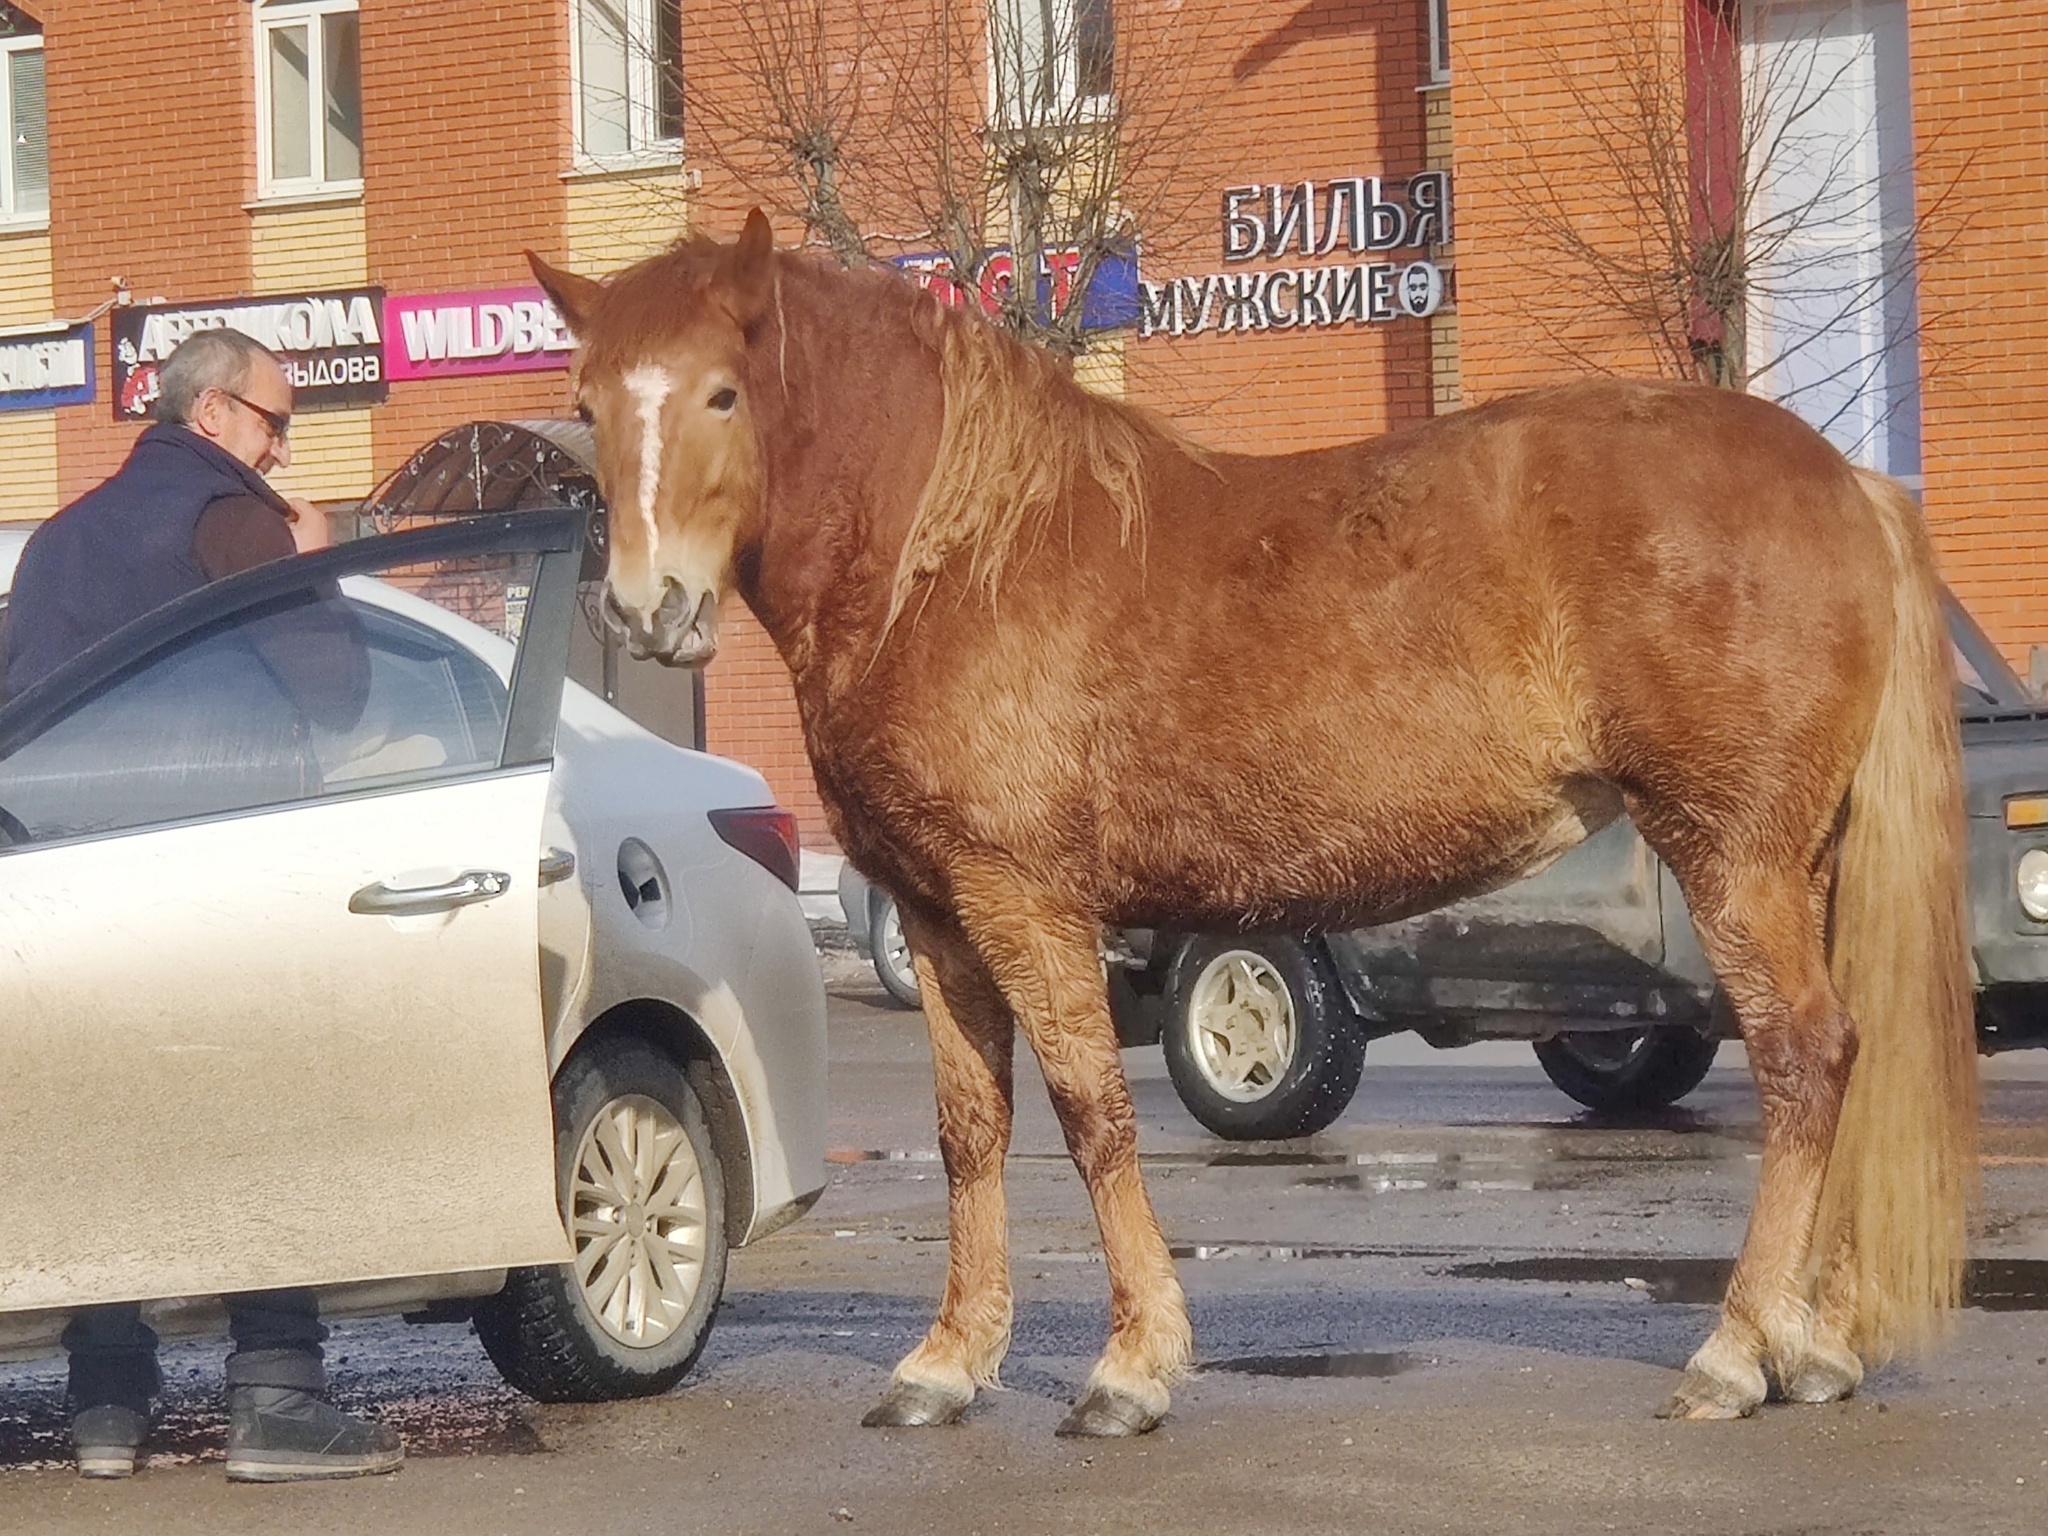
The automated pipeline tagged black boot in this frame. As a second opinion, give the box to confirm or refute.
[70,1404,148,1479]
[224,1386,403,1482]
[63,1304,159,1479]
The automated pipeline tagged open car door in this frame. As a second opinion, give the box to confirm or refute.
[0,510,588,1312]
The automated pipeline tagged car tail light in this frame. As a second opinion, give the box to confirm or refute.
[708,806,801,891]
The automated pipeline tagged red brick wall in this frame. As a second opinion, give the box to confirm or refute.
[1450,0,1683,400]
[43,1,256,498]
[1909,1,2048,664]
[1122,0,1438,446]
[360,0,573,479]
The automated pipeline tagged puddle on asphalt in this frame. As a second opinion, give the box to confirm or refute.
[1296,1172,1554,1194]
[1166,1243,1439,1262]
[1446,1255,2048,1311]
[1206,1351,1418,1379]
[1448,1255,1731,1304]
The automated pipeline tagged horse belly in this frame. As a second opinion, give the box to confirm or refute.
[1104,773,1613,934]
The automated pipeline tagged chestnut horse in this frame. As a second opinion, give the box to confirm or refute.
[531,212,1974,1435]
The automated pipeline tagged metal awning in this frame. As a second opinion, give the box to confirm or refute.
[357,420,602,534]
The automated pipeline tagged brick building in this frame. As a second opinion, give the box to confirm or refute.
[0,1,2042,849]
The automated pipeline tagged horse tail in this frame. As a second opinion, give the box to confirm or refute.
[1817,467,1977,1361]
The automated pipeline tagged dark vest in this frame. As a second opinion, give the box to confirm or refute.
[2,426,290,700]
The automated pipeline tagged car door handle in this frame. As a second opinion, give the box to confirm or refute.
[538,847,577,887]
[348,869,512,916]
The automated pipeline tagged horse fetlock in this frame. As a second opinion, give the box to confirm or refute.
[1657,1331,1768,1421]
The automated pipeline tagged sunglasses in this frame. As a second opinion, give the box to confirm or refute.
[223,391,292,442]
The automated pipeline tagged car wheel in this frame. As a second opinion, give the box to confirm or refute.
[1532,1026,1721,1112]
[1162,937,1365,1140]
[475,1033,728,1402]
[869,890,923,1009]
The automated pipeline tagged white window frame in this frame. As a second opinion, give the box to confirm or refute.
[253,0,363,202]
[569,0,684,170]
[988,0,1116,132]
[1427,0,1451,83]
[0,30,46,228]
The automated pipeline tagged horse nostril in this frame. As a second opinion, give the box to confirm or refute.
[653,580,694,630]
[600,588,634,641]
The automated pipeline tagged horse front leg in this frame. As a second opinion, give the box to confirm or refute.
[863,907,1018,1428]
[964,895,1191,1437]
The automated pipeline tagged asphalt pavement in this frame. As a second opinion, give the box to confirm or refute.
[7,950,2048,1534]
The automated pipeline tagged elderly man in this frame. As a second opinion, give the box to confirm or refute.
[1,329,397,1483]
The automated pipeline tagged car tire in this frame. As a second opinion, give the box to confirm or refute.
[1532,1027,1720,1112]
[869,890,923,1009]
[474,1033,728,1402]
[1162,937,1365,1140]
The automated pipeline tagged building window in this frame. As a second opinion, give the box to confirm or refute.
[1427,0,1451,82]
[255,0,362,199]
[1743,0,1920,480]
[992,0,1116,127]
[574,0,684,163]
[0,4,46,224]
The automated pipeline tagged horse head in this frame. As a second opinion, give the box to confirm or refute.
[527,210,776,666]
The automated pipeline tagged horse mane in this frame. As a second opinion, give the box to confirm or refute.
[883,296,1176,636]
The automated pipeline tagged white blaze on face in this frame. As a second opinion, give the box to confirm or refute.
[623,363,675,558]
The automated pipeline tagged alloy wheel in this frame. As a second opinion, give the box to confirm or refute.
[569,1093,710,1348]
[1185,950,1299,1102]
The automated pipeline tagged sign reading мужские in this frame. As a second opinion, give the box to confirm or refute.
[112,289,387,419]
[383,288,576,381]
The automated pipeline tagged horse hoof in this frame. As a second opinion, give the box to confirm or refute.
[1655,1366,1764,1421]
[1779,1348,1863,1405]
[861,1379,969,1428]
[1055,1386,1164,1438]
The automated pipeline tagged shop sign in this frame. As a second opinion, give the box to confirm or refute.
[892,247,1140,331]
[0,322,93,412]
[1138,172,1452,339]
[112,288,387,420]
[384,288,577,381]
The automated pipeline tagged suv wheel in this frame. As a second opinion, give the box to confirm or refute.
[1533,1027,1720,1112]
[1162,937,1365,1140]
[475,1033,728,1401]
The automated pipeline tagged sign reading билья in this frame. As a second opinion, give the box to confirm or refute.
[1138,171,1451,339]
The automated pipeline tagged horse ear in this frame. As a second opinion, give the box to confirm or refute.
[526,251,604,335]
[716,209,776,328]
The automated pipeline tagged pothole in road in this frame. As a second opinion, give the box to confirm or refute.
[1205,1351,1419,1379]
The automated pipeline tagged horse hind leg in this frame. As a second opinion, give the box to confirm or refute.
[862,908,1019,1428]
[963,890,1191,1437]
[1657,860,1861,1419]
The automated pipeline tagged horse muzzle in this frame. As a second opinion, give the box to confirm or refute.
[604,581,720,667]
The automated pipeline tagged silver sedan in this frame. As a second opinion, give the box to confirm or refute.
[0,508,826,1400]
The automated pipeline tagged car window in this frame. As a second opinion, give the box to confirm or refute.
[310,603,506,792]
[0,570,522,850]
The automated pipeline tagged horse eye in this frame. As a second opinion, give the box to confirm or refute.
[575,401,594,424]
[708,388,738,413]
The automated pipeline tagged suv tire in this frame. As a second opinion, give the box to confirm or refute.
[1533,1026,1720,1112]
[1162,937,1365,1140]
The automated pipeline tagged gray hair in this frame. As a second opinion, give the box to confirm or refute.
[154,329,280,426]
